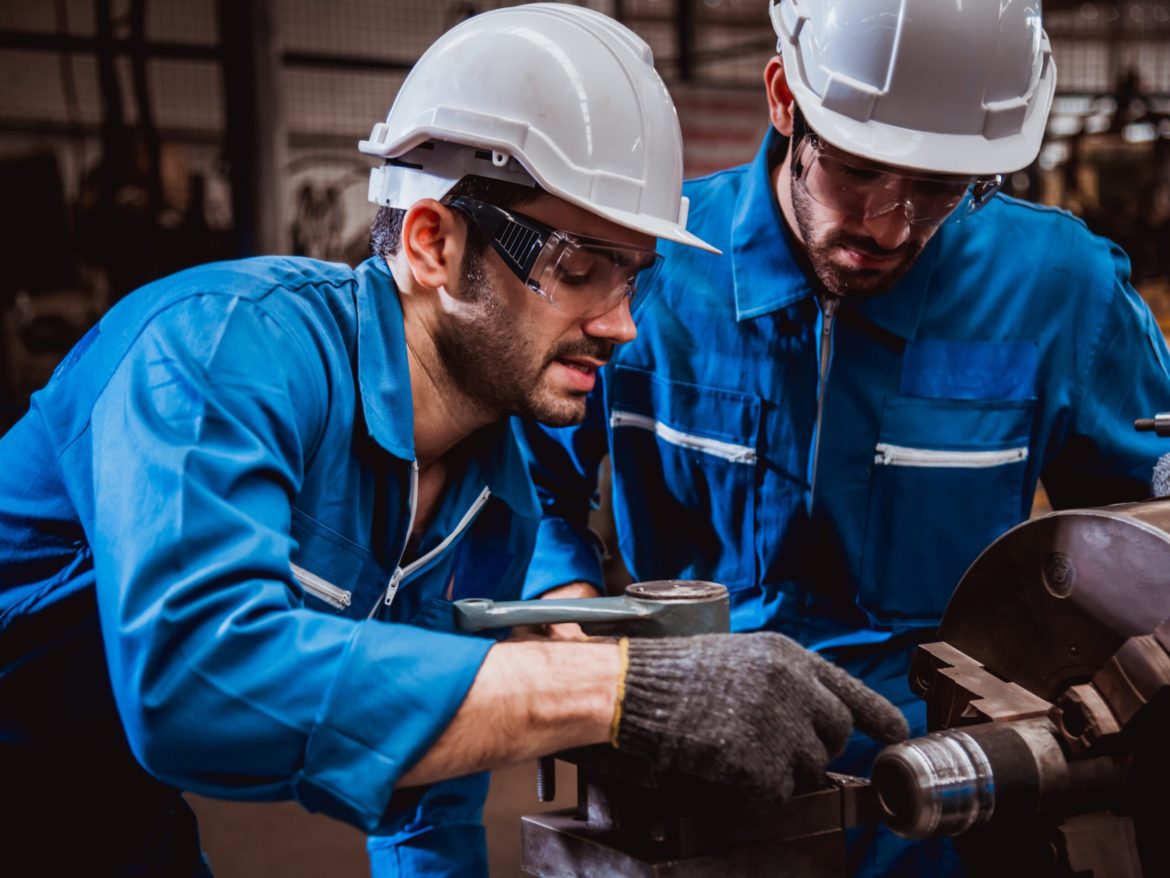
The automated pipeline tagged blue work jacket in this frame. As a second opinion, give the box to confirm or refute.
[523,127,1170,650]
[0,255,540,876]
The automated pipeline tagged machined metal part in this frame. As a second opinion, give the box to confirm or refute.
[939,501,1170,702]
[872,500,1170,876]
[908,641,1053,729]
[1055,633,1170,754]
[452,579,730,638]
[873,727,995,838]
[1134,413,1170,437]
[521,809,844,878]
[874,717,1129,841]
[536,755,556,803]
[521,762,870,878]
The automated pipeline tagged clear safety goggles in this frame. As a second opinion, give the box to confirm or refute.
[792,134,1003,227]
[447,196,660,319]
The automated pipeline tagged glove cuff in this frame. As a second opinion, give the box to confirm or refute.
[610,637,630,746]
[613,636,703,760]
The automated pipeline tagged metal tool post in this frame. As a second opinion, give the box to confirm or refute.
[454,580,874,878]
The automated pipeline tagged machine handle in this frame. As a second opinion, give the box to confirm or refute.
[453,596,657,632]
[452,580,731,638]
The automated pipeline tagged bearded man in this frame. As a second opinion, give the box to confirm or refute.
[520,2,1170,876]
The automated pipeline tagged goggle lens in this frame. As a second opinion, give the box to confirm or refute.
[794,136,1002,226]
[530,232,659,319]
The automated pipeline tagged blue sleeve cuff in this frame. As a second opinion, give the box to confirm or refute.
[297,623,493,833]
[366,773,490,877]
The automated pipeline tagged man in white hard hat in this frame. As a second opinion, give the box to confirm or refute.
[521,1,1170,875]
[0,5,907,876]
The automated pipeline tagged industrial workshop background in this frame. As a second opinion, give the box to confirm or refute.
[0,0,1168,875]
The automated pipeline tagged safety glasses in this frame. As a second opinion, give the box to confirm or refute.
[447,196,660,319]
[791,134,1003,227]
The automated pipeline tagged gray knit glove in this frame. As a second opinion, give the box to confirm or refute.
[612,633,909,801]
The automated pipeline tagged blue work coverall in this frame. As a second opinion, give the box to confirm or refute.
[521,129,1170,876]
[0,255,539,876]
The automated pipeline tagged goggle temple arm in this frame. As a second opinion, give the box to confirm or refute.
[966,175,1005,214]
[447,196,550,284]
[789,104,812,178]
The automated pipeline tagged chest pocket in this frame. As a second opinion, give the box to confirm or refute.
[858,396,1034,626]
[609,365,760,590]
[289,508,383,618]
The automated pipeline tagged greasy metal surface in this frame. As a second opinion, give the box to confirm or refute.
[625,580,728,601]
[876,499,1170,876]
[1053,813,1143,878]
[521,810,844,878]
[452,581,730,637]
[519,765,867,877]
[464,577,855,873]
[939,501,1170,701]
[1054,683,1121,751]
[909,642,1052,729]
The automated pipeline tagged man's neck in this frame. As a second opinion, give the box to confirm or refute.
[404,313,496,468]
[391,261,497,468]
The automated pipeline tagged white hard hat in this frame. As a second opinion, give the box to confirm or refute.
[359,3,717,253]
[770,0,1057,176]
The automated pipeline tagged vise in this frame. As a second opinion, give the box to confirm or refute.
[454,580,873,877]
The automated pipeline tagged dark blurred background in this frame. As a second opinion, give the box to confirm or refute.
[0,0,1167,874]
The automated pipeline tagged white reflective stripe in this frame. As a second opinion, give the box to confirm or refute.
[291,562,352,609]
[610,410,756,464]
[383,484,493,608]
[874,443,1029,468]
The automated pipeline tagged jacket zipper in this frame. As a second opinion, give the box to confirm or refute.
[610,410,757,464]
[874,443,1029,468]
[809,294,839,504]
[377,472,493,612]
[291,562,352,610]
[369,460,419,617]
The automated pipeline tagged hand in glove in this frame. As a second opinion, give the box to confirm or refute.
[611,632,908,801]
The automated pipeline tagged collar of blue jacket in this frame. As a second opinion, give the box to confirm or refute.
[355,256,539,521]
[727,127,940,342]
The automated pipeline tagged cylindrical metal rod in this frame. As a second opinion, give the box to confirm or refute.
[536,756,556,803]
[874,719,1129,840]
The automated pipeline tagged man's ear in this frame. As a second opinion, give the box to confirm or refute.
[764,56,797,137]
[400,199,462,290]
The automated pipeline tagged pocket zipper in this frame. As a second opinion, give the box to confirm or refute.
[874,443,1029,468]
[291,561,352,609]
[610,410,757,464]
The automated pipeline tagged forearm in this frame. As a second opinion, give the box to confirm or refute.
[398,639,621,787]
[542,581,602,600]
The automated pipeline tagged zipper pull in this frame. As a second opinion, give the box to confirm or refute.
[384,567,404,606]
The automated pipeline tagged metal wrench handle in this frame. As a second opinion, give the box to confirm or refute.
[452,580,730,638]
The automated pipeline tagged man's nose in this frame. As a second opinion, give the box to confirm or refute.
[582,294,637,345]
[861,205,913,251]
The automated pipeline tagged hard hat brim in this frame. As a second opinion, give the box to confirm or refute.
[795,81,1055,176]
[586,202,722,256]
